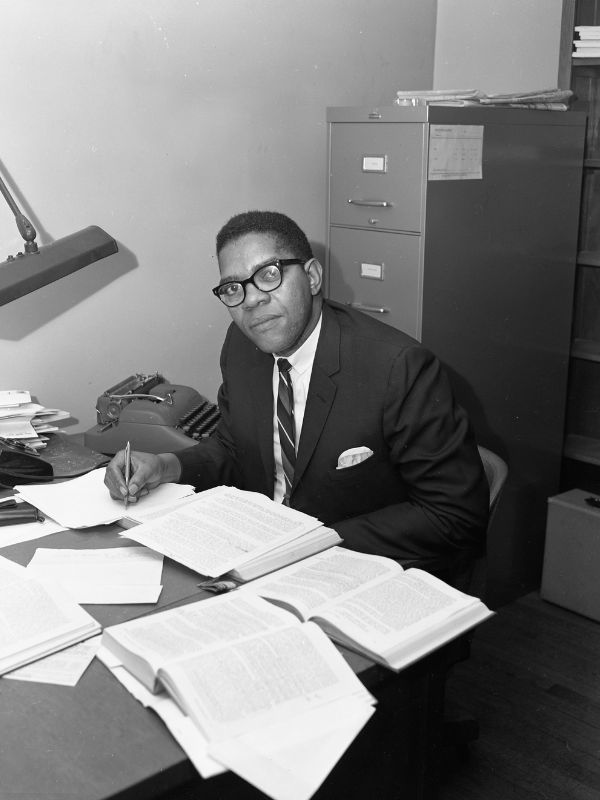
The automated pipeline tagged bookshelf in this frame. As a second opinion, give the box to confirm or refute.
[561,0,600,490]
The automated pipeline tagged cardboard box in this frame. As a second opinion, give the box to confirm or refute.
[541,489,600,621]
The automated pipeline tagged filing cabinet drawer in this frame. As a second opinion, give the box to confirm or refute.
[329,123,425,233]
[328,226,422,340]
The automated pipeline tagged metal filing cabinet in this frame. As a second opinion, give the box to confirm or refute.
[326,105,586,605]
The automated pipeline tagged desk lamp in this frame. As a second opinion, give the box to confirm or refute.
[0,171,118,306]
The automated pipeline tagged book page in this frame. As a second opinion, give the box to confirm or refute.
[161,620,372,743]
[0,555,100,674]
[102,592,300,691]
[248,547,401,618]
[124,486,322,577]
[313,568,478,654]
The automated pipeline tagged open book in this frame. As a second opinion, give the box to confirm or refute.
[100,591,376,800]
[245,547,493,671]
[101,591,374,737]
[0,554,101,675]
[122,485,342,582]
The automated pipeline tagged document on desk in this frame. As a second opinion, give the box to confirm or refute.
[26,546,164,604]
[14,467,195,528]
[4,634,101,686]
[0,513,65,547]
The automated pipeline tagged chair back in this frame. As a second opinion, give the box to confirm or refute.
[477,445,508,517]
[466,446,508,602]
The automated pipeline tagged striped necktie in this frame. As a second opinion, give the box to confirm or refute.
[277,358,296,505]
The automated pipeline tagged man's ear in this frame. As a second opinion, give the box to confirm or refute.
[305,258,323,295]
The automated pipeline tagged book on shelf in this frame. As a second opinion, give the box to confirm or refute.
[246,546,493,671]
[575,25,600,36]
[101,590,374,735]
[0,554,101,676]
[122,485,342,582]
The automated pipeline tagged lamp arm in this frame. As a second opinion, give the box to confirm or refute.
[0,173,38,253]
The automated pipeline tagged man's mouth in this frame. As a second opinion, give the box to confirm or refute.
[249,315,279,331]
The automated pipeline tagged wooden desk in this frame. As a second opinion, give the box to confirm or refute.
[0,527,467,800]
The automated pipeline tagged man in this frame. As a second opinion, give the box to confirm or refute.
[105,210,489,584]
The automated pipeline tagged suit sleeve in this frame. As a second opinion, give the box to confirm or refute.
[174,328,241,491]
[332,346,489,570]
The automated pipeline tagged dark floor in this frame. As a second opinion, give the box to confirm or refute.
[437,593,600,800]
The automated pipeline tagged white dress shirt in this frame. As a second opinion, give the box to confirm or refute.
[272,314,322,503]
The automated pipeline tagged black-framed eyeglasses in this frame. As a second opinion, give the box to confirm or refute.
[212,258,303,308]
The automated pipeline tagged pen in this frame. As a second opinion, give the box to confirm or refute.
[124,441,131,510]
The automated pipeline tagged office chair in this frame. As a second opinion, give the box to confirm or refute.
[442,445,508,758]
[467,445,509,600]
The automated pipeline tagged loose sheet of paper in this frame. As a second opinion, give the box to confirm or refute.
[26,546,164,604]
[428,124,483,180]
[0,513,65,547]
[14,468,195,528]
[209,698,375,800]
[3,635,101,686]
[96,646,225,778]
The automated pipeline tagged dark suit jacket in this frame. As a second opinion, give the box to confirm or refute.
[177,300,489,577]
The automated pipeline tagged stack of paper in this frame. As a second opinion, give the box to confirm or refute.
[0,389,71,451]
[394,88,573,111]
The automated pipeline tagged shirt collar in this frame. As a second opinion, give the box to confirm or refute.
[273,313,322,377]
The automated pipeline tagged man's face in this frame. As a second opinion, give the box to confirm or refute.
[217,232,322,356]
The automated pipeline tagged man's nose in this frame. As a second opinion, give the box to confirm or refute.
[243,282,269,307]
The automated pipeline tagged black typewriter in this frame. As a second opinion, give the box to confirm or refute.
[83,373,220,455]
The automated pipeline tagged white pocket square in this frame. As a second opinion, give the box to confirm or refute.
[336,446,374,469]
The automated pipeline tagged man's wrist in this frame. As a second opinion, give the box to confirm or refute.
[157,453,182,484]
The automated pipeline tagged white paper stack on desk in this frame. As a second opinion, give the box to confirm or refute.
[0,389,71,450]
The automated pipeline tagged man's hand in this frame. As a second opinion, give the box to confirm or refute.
[104,449,182,504]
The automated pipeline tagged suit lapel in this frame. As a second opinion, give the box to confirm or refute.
[293,304,340,490]
[249,356,276,496]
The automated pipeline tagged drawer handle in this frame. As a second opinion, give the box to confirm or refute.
[348,302,390,314]
[347,198,393,208]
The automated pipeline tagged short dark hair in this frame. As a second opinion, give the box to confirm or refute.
[216,210,313,261]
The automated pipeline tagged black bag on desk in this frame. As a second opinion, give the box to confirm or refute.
[0,443,53,488]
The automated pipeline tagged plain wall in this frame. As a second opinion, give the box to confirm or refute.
[0,0,436,432]
[434,0,565,92]
[0,0,567,436]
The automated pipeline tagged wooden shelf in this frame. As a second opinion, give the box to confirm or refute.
[571,338,600,361]
[572,57,600,65]
[564,434,600,465]
[577,250,600,267]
